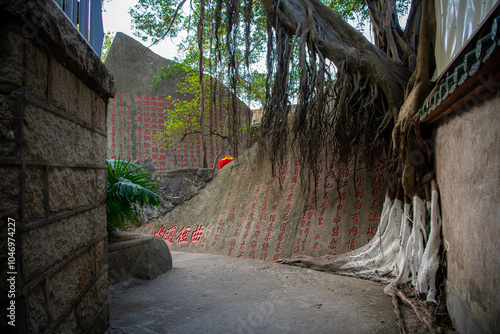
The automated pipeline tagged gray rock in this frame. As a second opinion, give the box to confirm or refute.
[139,168,215,223]
[108,234,172,285]
[130,237,172,280]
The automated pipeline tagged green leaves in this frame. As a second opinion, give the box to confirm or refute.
[129,0,186,43]
[109,177,161,207]
[106,157,161,234]
[101,31,116,62]
[130,0,268,109]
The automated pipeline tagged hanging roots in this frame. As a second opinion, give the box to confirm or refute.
[279,180,444,333]
[260,29,391,188]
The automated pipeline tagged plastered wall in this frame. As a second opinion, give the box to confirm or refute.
[434,92,500,334]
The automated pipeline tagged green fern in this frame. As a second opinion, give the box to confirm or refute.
[106,157,161,234]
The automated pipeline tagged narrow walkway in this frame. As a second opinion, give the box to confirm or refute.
[106,251,428,334]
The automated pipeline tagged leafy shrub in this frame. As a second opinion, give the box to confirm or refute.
[106,157,161,234]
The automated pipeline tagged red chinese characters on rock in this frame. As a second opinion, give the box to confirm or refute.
[176,226,192,243]
[135,95,167,170]
[153,224,205,246]
[346,238,356,251]
[191,225,204,244]
[153,225,177,244]
[164,226,177,244]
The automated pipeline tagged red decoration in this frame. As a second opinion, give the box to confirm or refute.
[217,156,234,169]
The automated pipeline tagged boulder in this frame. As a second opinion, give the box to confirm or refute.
[108,233,172,285]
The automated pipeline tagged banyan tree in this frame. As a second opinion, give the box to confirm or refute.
[133,0,448,331]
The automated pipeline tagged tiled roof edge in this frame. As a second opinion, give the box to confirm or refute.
[418,16,500,123]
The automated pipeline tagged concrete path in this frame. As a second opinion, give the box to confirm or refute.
[107,251,428,334]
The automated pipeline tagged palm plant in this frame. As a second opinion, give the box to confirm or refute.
[106,157,161,234]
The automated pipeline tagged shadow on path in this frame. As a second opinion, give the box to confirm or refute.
[106,251,428,334]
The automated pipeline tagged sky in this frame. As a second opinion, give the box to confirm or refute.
[102,0,181,60]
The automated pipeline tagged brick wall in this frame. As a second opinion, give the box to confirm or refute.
[0,1,115,332]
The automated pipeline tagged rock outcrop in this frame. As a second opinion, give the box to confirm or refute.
[105,32,252,171]
[141,165,216,223]
[136,143,386,261]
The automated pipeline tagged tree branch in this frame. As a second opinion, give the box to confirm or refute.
[261,0,411,115]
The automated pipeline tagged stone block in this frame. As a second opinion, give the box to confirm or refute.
[48,250,94,321]
[48,167,95,214]
[95,94,107,132]
[48,262,79,322]
[0,27,24,92]
[50,60,93,125]
[0,234,10,294]
[108,249,134,285]
[24,167,45,221]
[0,95,16,158]
[125,244,145,262]
[93,134,107,168]
[94,238,106,273]
[75,281,99,330]
[95,271,108,306]
[25,42,48,100]
[75,270,108,331]
[22,103,98,165]
[91,302,109,334]
[27,284,48,333]
[107,235,172,284]
[0,167,20,221]
[96,169,106,205]
[22,209,99,282]
[93,204,107,236]
[53,309,78,333]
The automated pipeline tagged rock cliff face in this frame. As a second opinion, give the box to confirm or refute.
[105,32,252,171]
[135,142,386,261]
[140,165,215,223]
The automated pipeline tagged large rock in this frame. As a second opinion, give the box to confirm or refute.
[135,142,386,262]
[105,32,252,171]
[108,234,172,285]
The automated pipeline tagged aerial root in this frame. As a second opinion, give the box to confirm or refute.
[395,287,443,334]
[277,192,446,332]
[386,288,406,334]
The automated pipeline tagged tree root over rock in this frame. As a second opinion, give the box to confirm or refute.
[278,180,452,333]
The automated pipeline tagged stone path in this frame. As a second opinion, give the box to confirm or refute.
[106,251,428,334]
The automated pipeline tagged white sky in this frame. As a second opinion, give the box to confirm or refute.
[102,0,181,60]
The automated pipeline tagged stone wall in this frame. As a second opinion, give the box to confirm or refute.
[0,1,115,332]
[434,93,500,334]
[136,145,385,261]
[105,33,252,171]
